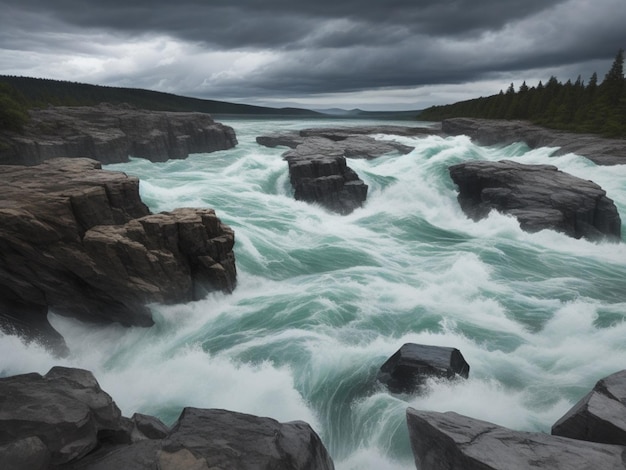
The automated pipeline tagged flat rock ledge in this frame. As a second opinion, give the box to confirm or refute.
[0,158,236,353]
[0,103,238,166]
[442,117,626,166]
[257,125,439,214]
[0,367,335,470]
[407,369,626,470]
[449,159,621,242]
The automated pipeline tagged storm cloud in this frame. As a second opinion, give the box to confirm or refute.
[1,0,624,109]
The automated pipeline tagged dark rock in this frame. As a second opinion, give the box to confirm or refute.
[552,370,626,445]
[131,413,170,440]
[377,343,469,393]
[0,158,236,351]
[0,436,50,470]
[406,408,626,470]
[257,125,434,214]
[0,367,122,466]
[442,117,626,166]
[0,103,238,165]
[449,159,621,241]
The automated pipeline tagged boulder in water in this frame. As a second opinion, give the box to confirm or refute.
[377,343,469,393]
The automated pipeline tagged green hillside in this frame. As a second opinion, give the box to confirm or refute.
[420,49,626,138]
[0,75,320,117]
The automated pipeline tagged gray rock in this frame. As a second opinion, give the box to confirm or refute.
[449,159,621,241]
[0,436,51,470]
[377,343,469,393]
[552,370,626,445]
[442,117,626,166]
[0,103,238,165]
[257,125,433,214]
[0,367,122,466]
[131,413,170,440]
[406,408,626,470]
[0,158,236,351]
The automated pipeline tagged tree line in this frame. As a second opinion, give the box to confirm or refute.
[419,49,625,138]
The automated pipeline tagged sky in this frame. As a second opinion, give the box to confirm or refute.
[0,0,625,111]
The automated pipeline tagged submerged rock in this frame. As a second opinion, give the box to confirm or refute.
[0,367,335,470]
[0,158,236,351]
[449,159,621,242]
[406,408,626,470]
[377,343,469,393]
[0,103,238,166]
[257,125,436,214]
[552,369,626,445]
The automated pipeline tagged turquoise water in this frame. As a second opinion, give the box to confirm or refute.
[3,119,626,469]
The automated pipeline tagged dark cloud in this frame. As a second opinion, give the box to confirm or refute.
[0,0,624,109]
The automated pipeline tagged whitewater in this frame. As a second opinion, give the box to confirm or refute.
[2,118,626,469]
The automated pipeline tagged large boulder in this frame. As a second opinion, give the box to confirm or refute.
[256,125,434,214]
[449,159,621,241]
[406,408,626,470]
[552,370,626,445]
[377,343,469,393]
[0,367,335,470]
[0,158,236,351]
[0,367,123,466]
[0,103,238,165]
[442,117,626,166]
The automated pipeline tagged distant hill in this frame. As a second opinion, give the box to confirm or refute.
[0,76,321,117]
[315,108,423,120]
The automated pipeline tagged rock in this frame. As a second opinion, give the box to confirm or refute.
[377,343,469,393]
[160,407,335,470]
[449,159,621,241]
[0,103,238,165]
[0,158,236,351]
[0,436,51,470]
[406,408,626,470]
[442,117,626,166]
[552,370,626,445]
[257,125,434,214]
[131,413,170,440]
[0,367,122,466]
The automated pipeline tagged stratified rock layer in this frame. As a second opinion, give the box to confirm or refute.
[552,370,626,445]
[0,103,238,165]
[449,159,621,241]
[442,117,626,166]
[257,125,437,214]
[406,408,626,470]
[0,368,335,470]
[377,343,469,393]
[0,158,236,350]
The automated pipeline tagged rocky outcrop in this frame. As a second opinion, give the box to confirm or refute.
[552,370,626,445]
[377,343,469,393]
[0,103,238,165]
[406,408,626,470]
[442,117,626,166]
[257,125,435,214]
[0,158,236,352]
[449,159,621,241]
[0,367,335,470]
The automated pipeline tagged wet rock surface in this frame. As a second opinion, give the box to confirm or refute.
[0,367,335,470]
[378,343,469,393]
[442,117,626,166]
[449,159,621,241]
[257,125,438,214]
[0,103,238,165]
[0,158,236,351]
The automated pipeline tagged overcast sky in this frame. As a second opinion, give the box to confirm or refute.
[0,0,624,111]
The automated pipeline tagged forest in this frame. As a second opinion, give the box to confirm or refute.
[420,49,625,138]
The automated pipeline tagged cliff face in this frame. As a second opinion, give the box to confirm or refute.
[0,158,236,352]
[0,103,238,165]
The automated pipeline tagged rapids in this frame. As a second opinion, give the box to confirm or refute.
[2,119,626,469]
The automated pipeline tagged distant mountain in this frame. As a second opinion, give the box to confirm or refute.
[316,108,423,120]
[0,76,322,117]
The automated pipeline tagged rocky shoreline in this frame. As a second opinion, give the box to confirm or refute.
[0,103,238,165]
